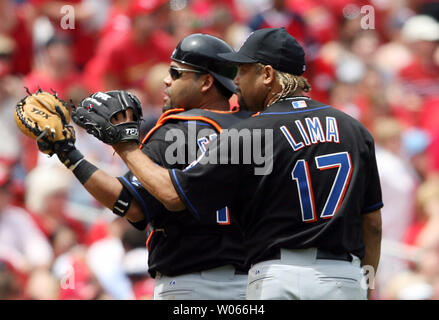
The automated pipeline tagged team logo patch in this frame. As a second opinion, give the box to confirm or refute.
[292,100,307,109]
[131,175,142,187]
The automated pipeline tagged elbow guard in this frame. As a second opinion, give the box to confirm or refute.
[112,181,133,217]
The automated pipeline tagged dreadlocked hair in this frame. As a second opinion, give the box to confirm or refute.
[256,63,312,104]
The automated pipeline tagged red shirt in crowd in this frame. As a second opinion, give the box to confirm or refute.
[99,4,131,44]
[398,58,439,98]
[393,58,439,133]
[247,6,307,45]
[8,5,33,75]
[190,0,242,22]
[28,209,87,245]
[428,125,439,173]
[307,56,336,104]
[23,68,83,100]
[84,29,173,91]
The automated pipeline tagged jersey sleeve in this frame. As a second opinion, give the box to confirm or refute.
[361,138,384,214]
[118,138,175,230]
[169,130,251,219]
[120,121,222,226]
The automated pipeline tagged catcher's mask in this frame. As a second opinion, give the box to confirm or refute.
[171,33,238,94]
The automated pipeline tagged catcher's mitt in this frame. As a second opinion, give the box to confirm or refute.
[72,90,142,145]
[14,89,75,155]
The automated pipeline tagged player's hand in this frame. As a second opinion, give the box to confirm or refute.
[73,90,143,145]
[110,107,138,152]
[111,108,134,125]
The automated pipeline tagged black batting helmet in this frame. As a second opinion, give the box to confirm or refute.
[171,33,238,94]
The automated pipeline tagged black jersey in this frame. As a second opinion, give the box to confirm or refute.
[120,107,253,277]
[170,97,383,266]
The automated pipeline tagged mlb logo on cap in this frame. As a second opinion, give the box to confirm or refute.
[292,100,307,109]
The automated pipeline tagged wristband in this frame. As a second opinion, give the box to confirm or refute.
[57,148,84,169]
[56,147,98,185]
[71,159,99,185]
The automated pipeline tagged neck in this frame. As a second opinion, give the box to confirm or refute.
[264,85,282,109]
[197,92,231,111]
[199,100,230,111]
[265,94,278,108]
[264,82,283,108]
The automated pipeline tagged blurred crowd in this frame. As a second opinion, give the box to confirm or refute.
[0,0,438,300]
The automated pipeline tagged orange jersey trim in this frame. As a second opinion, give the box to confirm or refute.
[162,115,224,133]
[146,229,155,251]
[139,108,185,149]
[201,107,240,114]
[139,109,225,148]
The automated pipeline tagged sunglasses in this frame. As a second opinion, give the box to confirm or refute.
[169,66,205,80]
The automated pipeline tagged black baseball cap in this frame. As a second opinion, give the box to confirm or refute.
[218,27,306,75]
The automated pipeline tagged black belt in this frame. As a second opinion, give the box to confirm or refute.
[316,249,352,262]
[235,269,248,275]
[155,266,248,278]
[149,225,227,238]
